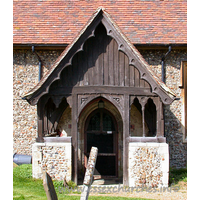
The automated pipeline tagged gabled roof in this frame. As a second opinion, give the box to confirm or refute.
[13,0,187,45]
[23,8,176,106]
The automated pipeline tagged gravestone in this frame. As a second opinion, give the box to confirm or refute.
[80,146,98,200]
[43,172,58,200]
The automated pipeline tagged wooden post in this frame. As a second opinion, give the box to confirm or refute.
[155,98,164,137]
[80,147,98,200]
[36,99,44,142]
[43,172,58,200]
[138,97,148,138]
[123,94,130,186]
[160,101,164,137]
[142,105,145,137]
[72,94,78,184]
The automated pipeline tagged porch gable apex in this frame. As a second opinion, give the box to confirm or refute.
[23,7,176,105]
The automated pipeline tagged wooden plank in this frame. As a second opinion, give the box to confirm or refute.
[50,86,153,96]
[144,80,150,88]
[113,40,119,86]
[84,42,89,86]
[103,34,109,85]
[78,51,84,86]
[93,37,99,86]
[109,38,114,85]
[80,51,87,86]
[142,105,145,137]
[124,54,129,86]
[36,99,44,142]
[119,51,125,86]
[68,65,73,86]
[140,79,145,88]
[74,86,153,96]
[36,120,44,142]
[98,35,104,86]
[63,67,68,87]
[60,67,66,86]
[123,94,129,186]
[72,94,78,184]
[134,67,140,87]
[43,110,48,135]
[49,87,73,95]
[130,65,135,87]
[72,53,78,86]
[81,50,87,86]
[87,39,94,85]
[157,99,164,137]
[91,38,96,86]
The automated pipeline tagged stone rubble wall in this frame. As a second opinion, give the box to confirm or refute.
[32,142,71,181]
[138,49,187,168]
[13,48,187,168]
[129,143,169,188]
[13,49,63,155]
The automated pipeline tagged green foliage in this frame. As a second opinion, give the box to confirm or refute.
[169,167,187,185]
[67,180,77,189]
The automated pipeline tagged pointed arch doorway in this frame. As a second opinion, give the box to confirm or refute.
[84,107,118,179]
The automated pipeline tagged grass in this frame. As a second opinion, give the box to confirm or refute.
[13,164,48,199]
[13,164,152,200]
[169,167,187,185]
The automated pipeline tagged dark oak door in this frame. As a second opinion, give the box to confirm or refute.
[84,109,118,178]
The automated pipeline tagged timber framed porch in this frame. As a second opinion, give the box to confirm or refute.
[24,8,175,186]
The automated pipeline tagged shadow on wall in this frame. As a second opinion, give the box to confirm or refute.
[137,48,187,168]
[164,104,187,168]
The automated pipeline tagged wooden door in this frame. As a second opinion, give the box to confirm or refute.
[84,109,118,178]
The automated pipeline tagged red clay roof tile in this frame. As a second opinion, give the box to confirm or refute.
[13,0,187,45]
